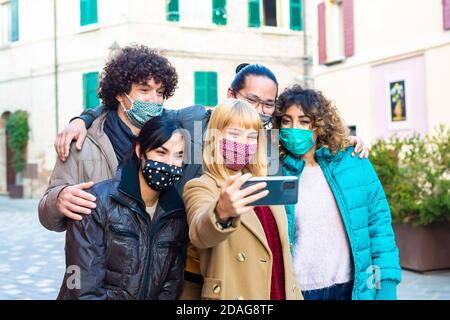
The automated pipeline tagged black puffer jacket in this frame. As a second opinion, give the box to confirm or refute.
[57,157,189,300]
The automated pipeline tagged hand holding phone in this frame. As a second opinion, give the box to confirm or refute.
[241,176,299,206]
[215,173,268,223]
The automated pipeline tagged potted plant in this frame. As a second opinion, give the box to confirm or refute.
[370,124,450,272]
[5,110,30,199]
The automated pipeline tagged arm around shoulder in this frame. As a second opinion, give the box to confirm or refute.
[38,143,82,232]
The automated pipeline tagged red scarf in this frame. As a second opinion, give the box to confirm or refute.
[253,206,286,300]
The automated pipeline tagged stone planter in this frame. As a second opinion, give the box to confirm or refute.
[393,221,450,272]
[8,184,23,199]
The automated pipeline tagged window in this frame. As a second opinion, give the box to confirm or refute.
[330,0,344,61]
[83,72,99,110]
[10,0,17,41]
[317,2,327,64]
[194,72,218,107]
[0,1,12,46]
[290,0,302,31]
[248,0,261,28]
[444,0,450,30]
[80,0,98,26]
[263,0,277,27]
[212,0,227,25]
[317,0,354,65]
[167,0,179,22]
[0,0,18,45]
[342,0,354,57]
[348,125,356,136]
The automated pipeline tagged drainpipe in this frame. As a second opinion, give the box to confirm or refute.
[302,0,313,88]
[53,0,59,133]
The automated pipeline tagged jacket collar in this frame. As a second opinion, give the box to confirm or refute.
[116,155,144,209]
[315,147,345,163]
[282,153,306,177]
[281,147,344,174]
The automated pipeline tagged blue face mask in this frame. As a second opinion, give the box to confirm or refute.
[259,113,273,129]
[121,93,164,129]
[279,128,315,157]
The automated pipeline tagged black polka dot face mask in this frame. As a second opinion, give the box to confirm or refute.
[141,157,183,192]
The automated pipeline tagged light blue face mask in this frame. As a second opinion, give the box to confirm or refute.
[279,128,316,157]
[121,93,164,129]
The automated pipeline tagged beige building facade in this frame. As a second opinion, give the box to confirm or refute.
[0,0,309,198]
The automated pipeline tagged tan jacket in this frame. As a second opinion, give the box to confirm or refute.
[183,172,303,300]
[38,113,118,232]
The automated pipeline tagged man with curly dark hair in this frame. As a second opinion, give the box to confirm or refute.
[99,45,178,111]
[38,44,208,232]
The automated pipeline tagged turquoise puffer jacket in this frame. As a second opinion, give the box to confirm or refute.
[282,147,402,300]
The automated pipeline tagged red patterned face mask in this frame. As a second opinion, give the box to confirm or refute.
[219,137,258,171]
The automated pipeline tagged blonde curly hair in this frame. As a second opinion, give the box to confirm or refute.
[273,85,350,155]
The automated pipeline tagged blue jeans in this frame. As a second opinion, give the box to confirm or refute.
[302,281,354,300]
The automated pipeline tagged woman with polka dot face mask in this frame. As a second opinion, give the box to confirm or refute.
[140,158,182,192]
[58,116,189,300]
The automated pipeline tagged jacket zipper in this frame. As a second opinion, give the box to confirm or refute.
[110,194,153,300]
[140,211,185,300]
[109,225,139,241]
[110,193,185,299]
[318,159,358,299]
[157,240,184,248]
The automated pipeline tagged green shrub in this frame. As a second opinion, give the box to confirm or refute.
[5,110,30,174]
[370,124,450,226]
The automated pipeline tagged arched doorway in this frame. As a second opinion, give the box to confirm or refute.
[0,112,11,195]
[1,111,23,198]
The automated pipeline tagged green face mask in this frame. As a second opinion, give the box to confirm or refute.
[279,128,315,157]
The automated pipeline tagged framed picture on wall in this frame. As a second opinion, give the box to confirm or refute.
[390,80,407,122]
[385,72,412,130]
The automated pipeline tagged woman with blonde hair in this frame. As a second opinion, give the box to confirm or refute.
[183,98,302,300]
[274,85,401,300]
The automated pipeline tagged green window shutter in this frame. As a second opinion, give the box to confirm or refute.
[10,0,19,42]
[248,0,261,28]
[167,0,179,22]
[290,0,303,30]
[195,72,218,107]
[207,72,218,106]
[212,0,227,25]
[83,72,99,110]
[80,0,98,26]
[194,72,208,106]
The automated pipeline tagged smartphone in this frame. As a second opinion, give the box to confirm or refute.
[241,176,299,206]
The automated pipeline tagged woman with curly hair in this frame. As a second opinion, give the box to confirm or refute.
[273,85,401,300]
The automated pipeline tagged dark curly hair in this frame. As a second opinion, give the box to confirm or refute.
[98,44,178,110]
[274,85,350,154]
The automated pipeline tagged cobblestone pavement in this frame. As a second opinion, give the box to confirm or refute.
[0,197,449,300]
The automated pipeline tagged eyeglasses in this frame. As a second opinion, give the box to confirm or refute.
[235,92,276,115]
